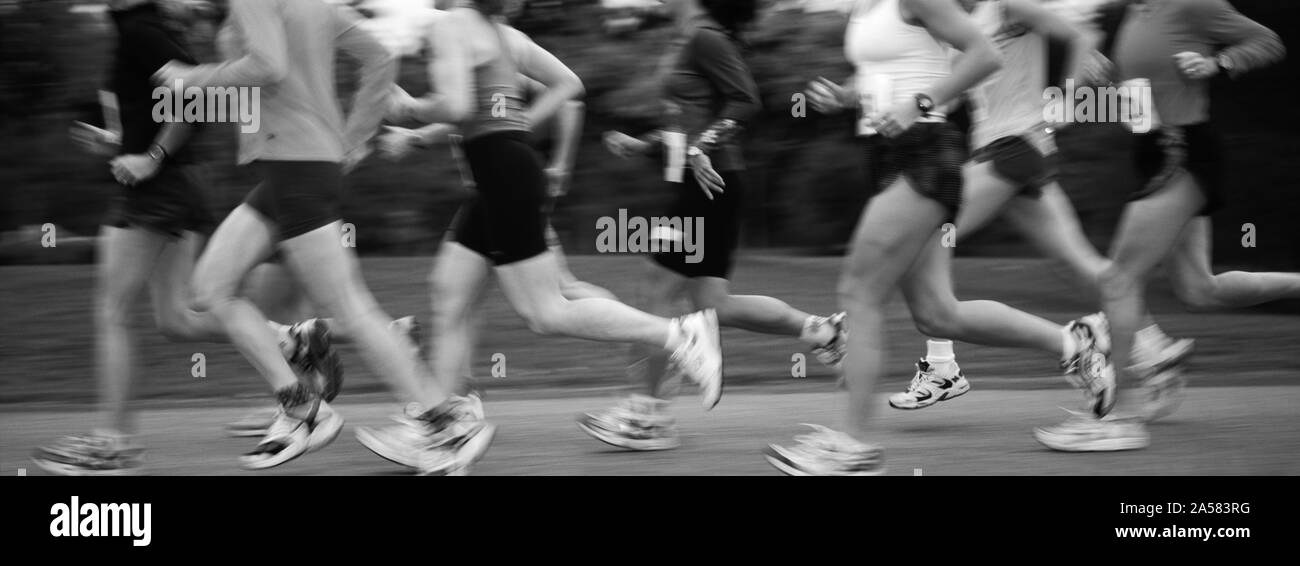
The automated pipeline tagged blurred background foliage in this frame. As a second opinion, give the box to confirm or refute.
[1,0,1297,269]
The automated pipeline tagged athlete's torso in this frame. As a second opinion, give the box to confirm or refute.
[845,0,953,121]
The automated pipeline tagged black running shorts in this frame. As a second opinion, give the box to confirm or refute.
[862,121,967,223]
[971,135,1055,198]
[243,161,344,240]
[1131,122,1224,216]
[651,169,745,279]
[451,131,550,266]
[104,163,215,238]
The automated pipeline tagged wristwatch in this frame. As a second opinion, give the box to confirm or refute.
[147,144,168,161]
[914,93,935,114]
[1215,52,1235,74]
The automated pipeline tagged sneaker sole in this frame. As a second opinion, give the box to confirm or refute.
[355,428,420,469]
[239,426,311,470]
[306,411,344,453]
[1032,430,1150,452]
[576,420,681,451]
[762,446,886,477]
[31,458,143,476]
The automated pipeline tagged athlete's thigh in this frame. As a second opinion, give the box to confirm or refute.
[952,160,1020,238]
[148,230,204,318]
[276,221,371,316]
[1109,173,1207,276]
[900,231,957,307]
[843,178,949,291]
[98,225,169,306]
[1165,216,1215,282]
[192,204,278,305]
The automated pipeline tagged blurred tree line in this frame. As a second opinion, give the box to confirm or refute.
[2,0,1297,269]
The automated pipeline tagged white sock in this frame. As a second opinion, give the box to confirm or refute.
[1060,325,1077,362]
[800,315,836,346]
[924,339,955,364]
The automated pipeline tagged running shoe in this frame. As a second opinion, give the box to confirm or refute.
[225,317,417,437]
[1133,334,1194,422]
[239,408,313,470]
[888,358,970,410]
[811,312,849,370]
[1061,314,1117,418]
[668,309,724,410]
[32,433,144,476]
[356,396,495,476]
[576,395,681,451]
[1033,409,1150,452]
[764,424,885,476]
[289,319,343,402]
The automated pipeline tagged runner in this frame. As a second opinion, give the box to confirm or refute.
[151,0,489,474]
[1034,0,1285,451]
[576,0,848,452]
[352,0,724,472]
[31,0,340,476]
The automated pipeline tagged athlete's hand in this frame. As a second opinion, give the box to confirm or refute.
[688,152,725,199]
[153,59,194,85]
[377,126,423,161]
[874,103,922,138]
[70,121,120,156]
[387,85,420,123]
[806,77,853,115]
[109,154,161,186]
[1174,51,1219,80]
[545,166,571,197]
[603,131,650,159]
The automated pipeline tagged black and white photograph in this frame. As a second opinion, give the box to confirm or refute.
[2,0,1298,541]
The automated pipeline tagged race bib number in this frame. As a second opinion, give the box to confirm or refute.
[857,74,893,137]
[664,130,687,183]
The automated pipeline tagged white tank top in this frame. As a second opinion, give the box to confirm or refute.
[967,0,1048,150]
[845,0,952,135]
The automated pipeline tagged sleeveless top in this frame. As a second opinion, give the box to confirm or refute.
[845,0,953,129]
[967,0,1048,150]
[458,6,530,140]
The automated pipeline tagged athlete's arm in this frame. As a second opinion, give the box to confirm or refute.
[402,14,476,124]
[162,0,289,87]
[690,29,760,154]
[1191,0,1285,77]
[513,28,586,128]
[907,0,1001,110]
[1004,0,1101,87]
[549,100,584,173]
[335,7,399,155]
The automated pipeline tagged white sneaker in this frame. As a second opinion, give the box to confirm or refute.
[577,395,681,451]
[306,401,344,453]
[888,359,970,410]
[1033,409,1150,452]
[1061,314,1117,417]
[239,410,312,470]
[356,398,496,475]
[764,424,885,476]
[669,309,724,410]
[1133,335,1194,422]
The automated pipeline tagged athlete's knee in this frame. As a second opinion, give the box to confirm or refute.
[1170,272,1224,311]
[514,299,568,336]
[154,310,195,342]
[837,271,889,309]
[909,299,962,339]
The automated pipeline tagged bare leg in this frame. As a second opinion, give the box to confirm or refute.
[840,179,948,441]
[1099,173,1205,407]
[687,276,810,336]
[276,221,447,407]
[94,226,169,435]
[428,241,492,396]
[1167,217,1300,310]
